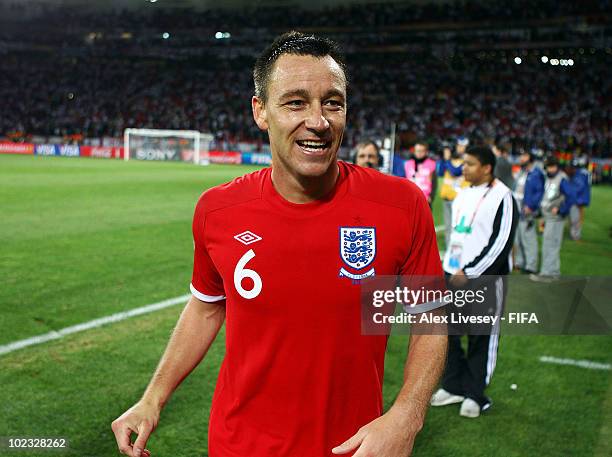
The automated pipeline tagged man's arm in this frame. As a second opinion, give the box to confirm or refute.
[393,316,448,435]
[559,178,575,216]
[526,170,545,212]
[111,295,225,457]
[333,308,447,457]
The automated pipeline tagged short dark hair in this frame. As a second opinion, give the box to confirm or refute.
[544,155,559,167]
[253,31,348,102]
[466,145,496,171]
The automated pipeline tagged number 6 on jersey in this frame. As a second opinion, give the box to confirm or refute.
[234,249,263,299]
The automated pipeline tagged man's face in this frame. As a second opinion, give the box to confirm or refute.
[355,144,379,168]
[456,143,467,156]
[463,153,490,184]
[546,164,559,176]
[252,54,346,179]
[414,144,428,159]
[519,152,531,167]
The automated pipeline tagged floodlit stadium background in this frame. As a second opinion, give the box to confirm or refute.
[0,1,610,456]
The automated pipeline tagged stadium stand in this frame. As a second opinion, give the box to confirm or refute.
[1,0,610,158]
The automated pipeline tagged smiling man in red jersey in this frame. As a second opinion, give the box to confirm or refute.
[112,31,447,457]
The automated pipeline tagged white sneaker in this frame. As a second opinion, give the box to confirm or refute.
[430,388,465,406]
[459,398,481,418]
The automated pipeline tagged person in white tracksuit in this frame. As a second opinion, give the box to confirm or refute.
[431,145,518,418]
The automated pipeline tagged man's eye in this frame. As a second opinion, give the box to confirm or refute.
[325,100,344,108]
[286,100,304,107]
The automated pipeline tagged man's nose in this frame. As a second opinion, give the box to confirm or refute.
[304,103,330,132]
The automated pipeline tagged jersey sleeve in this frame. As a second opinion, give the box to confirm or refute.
[400,192,446,313]
[463,191,518,276]
[190,196,226,303]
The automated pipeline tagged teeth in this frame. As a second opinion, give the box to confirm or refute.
[299,140,327,149]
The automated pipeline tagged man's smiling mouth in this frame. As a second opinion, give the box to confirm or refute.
[296,139,332,154]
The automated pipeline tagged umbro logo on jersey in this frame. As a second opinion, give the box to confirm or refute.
[234,230,262,245]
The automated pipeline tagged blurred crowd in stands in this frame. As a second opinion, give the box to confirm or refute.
[1,0,610,158]
[3,0,609,29]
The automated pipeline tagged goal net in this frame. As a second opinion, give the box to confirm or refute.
[123,128,214,164]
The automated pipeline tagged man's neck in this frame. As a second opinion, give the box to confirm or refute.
[472,176,493,187]
[271,163,340,204]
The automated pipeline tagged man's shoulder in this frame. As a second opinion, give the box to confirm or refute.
[341,161,425,211]
[493,178,512,193]
[471,180,509,205]
[196,167,268,216]
[529,166,544,178]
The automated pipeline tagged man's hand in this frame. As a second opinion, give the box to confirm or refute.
[111,401,160,457]
[110,296,225,456]
[332,408,418,457]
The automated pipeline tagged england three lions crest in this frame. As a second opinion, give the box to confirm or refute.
[339,227,376,281]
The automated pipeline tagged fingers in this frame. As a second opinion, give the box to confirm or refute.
[112,420,136,456]
[135,447,151,457]
[132,422,154,457]
[350,446,371,457]
[331,428,366,455]
[111,419,153,457]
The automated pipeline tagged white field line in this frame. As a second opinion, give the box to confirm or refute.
[539,355,611,371]
[436,220,608,373]
[0,294,190,357]
[2,293,611,373]
[2,231,447,357]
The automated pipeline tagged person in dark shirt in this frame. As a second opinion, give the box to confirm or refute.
[492,144,514,189]
[565,159,591,241]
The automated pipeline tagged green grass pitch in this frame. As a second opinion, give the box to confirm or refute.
[0,155,610,456]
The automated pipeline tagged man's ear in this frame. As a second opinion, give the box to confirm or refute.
[252,96,268,131]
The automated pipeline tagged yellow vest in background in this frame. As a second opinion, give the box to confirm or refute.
[439,159,469,201]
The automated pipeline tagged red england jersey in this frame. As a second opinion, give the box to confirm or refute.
[190,161,443,456]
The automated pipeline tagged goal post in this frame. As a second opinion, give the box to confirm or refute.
[123,128,214,164]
